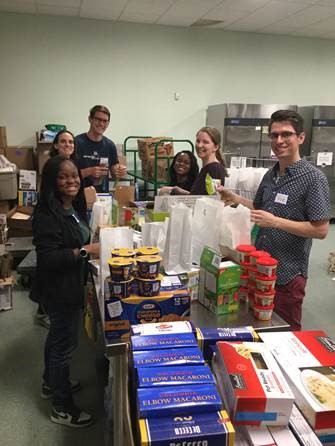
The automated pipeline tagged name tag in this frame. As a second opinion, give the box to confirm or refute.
[274,193,288,205]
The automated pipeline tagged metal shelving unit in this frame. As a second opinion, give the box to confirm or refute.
[123,135,194,197]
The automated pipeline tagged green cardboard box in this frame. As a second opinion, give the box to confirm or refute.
[199,247,241,315]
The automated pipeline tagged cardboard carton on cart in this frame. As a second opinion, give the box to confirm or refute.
[199,246,241,315]
[260,330,335,442]
[214,341,295,426]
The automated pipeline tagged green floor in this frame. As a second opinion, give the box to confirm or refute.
[0,225,334,445]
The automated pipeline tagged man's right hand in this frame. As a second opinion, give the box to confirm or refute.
[90,165,109,178]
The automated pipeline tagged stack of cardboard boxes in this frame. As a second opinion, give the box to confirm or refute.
[137,137,174,182]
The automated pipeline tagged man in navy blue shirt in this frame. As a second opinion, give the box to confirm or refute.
[75,105,126,192]
[218,110,330,330]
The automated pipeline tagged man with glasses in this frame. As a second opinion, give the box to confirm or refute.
[218,109,330,330]
[75,105,126,192]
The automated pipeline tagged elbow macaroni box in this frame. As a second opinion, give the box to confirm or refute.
[215,341,294,426]
[138,410,235,446]
[196,326,259,361]
[137,383,222,418]
[259,331,335,440]
[133,347,204,368]
[137,364,215,388]
[199,247,241,315]
[131,320,195,336]
[131,333,197,351]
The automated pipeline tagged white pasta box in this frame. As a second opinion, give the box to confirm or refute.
[0,277,13,311]
[131,320,195,336]
[242,424,300,446]
[18,169,36,191]
[215,341,294,426]
[289,404,323,446]
[259,331,335,438]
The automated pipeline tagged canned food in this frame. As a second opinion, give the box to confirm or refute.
[111,248,135,258]
[108,257,135,282]
[136,246,160,256]
[137,255,162,279]
[137,274,163,297]
[108,278,133,299]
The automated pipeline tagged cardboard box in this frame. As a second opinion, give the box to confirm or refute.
[137,137,173,161]
[289,404,323,446]
[104,278,191,341]
[131,333,198,351]
[214,341,295,426]
[199,247,241,315]
[138,410,235,446]
[141,158,170,182]
[36,142,52,174]
[131,320,195,337]
[0,277,13,311]
[84,186,97,209]
[19,169,37,191]
[113,185,135,205]
[0,172,17,200]
[0,200,10,214]
[7,206,33,237]
[5,146,34,170]
[0,127,7,148]
[260,331,335,437]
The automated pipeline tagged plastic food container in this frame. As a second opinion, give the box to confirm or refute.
[249,250,271,266]
[240,273,249,288]
[111,248,135,258]
[253,303,274,320]
[108,257,134,282]
[108,278,133,299]
[248,265,258,281]
[136,246,160,257]
[248,279,256,290]
[137,274,163,297]
[137,255,162,279]
[236,244,255,263]
[254,289,275,307]
[240,261,251,275]
[256,274,277,293]
[248,292,255,309]
[256,257,278,277]
[238,287,249,303]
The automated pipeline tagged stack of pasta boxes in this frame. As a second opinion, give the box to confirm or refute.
[236,244,278,321]
[130,320,235,446]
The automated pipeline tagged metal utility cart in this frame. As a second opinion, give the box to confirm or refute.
[123,136,194,197]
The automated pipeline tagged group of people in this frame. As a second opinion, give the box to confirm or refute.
[31,106,330,429]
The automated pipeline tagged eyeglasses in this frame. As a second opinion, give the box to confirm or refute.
[93,117,110,124]
[268,131,297,140]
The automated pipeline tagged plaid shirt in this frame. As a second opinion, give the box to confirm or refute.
[253,159,330,285]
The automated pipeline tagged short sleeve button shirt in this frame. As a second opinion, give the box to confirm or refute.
[253,159,330,285]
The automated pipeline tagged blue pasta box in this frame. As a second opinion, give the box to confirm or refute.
[138,410,235,446]
[137,383,222,418]
[137,364,215,388]
[196,326,259,360]
[131,333,197,351]
[133,347,204,368]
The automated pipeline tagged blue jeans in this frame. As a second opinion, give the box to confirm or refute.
[43,302,80,409]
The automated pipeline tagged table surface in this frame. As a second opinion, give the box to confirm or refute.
[5,237,34,257]
[17,249,36,275]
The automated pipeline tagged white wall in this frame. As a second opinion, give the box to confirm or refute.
[1,11,335,147]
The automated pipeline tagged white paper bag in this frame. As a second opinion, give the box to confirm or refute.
[219,204,251,250]
[192,197,226,265]
[141,221,168,253]
[163,203,192,274]
[90,199,112,242]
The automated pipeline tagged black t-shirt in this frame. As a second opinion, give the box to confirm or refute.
[75,133,118,191]
[170,177,194,194]
[190,162,226,195]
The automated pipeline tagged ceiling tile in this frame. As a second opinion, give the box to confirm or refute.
[80,7,121,20]
[224,22,264,32]
[315,0,335,5]
[212,0,269,14]
[164,0,223,17]
[203,9,248,24]
[0,0,37,13]
[156,14,198,26]
[123,0,175,16]
[118,11,160,24]
[303,17,335,31]
[37,4,78,16]
[37,0,81,6]
[81,0,128,8]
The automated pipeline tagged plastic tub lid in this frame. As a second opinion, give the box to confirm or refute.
[253,303,274,310]
[236,244,256,253]
[256,273,277,281]
[256,256,278,266]
[254,289,276,297]
[249,250,271,259]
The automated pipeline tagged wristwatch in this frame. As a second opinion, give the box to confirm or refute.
[79,247,88,258]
